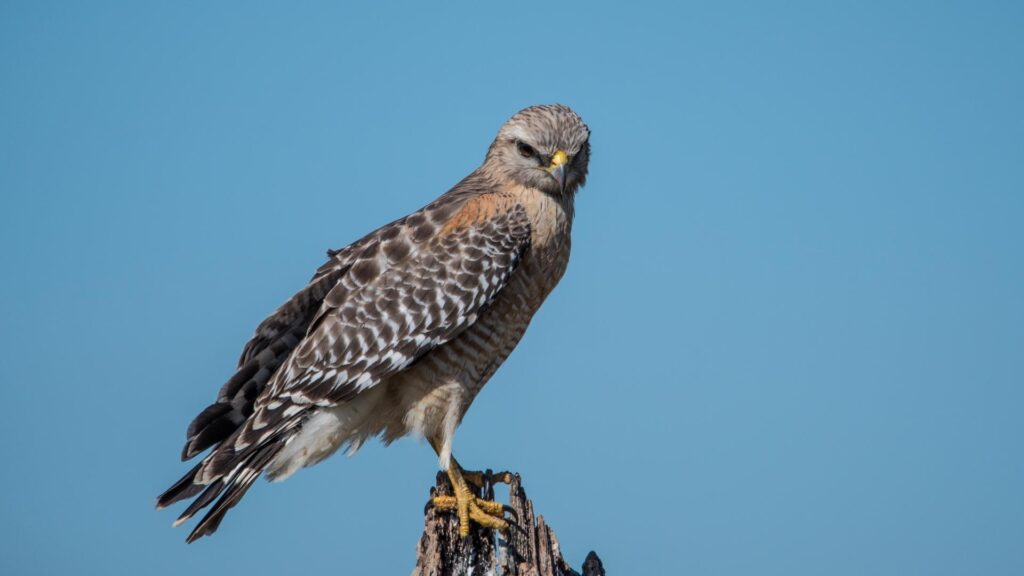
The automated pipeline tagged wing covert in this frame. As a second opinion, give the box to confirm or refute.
[264,202,532,407]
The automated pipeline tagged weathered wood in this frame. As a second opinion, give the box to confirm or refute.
[413,472,605,576]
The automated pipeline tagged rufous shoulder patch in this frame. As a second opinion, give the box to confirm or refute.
[439,194,514,237]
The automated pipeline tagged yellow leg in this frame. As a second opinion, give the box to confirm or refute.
[429,458,511,537]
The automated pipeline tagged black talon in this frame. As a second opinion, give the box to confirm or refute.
[502,504,519,523]
[504,517,527,536]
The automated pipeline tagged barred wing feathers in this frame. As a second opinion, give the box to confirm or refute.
[239,201,533,447]
[180,220,396,460]
[160,198,532,542]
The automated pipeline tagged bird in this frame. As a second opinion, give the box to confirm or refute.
[156,104,591,543]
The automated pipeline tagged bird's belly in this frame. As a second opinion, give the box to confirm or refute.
[383,312,531,440]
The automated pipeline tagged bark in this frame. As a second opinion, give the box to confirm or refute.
[413,471,605,576]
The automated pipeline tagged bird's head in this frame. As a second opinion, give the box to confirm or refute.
[485,104,590,196]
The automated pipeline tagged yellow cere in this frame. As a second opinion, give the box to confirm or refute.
[548,149,569,169]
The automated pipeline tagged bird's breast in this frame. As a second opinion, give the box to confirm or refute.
[519,187,574,270]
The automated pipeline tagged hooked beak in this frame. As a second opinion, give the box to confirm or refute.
[546,149,569,193]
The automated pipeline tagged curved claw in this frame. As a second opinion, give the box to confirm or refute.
[501,503,518,523]
[505,519,528,537]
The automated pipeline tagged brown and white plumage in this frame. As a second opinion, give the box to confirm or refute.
[157,104,591,542]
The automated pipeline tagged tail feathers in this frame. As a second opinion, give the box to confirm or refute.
[184,442,284,543]
[159,415,302,542]
[156,462,205,510]
[172,478,225,527]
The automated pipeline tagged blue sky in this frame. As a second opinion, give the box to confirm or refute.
[2,1,1022,574]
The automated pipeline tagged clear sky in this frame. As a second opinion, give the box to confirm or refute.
[2,1,1022,574]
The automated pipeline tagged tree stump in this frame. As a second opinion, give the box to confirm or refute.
[412,471,605,576]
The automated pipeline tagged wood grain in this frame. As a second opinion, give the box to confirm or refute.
[413,472,606,576]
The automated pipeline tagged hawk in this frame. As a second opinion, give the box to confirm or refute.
[157,104,591,542]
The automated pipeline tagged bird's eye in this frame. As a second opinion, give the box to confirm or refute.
[516,141,536,158]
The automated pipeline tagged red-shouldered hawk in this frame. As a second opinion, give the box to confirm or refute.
[157,104,591,542]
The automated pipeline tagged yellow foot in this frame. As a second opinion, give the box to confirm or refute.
[430,493,509,534]
[428,460,513,537]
